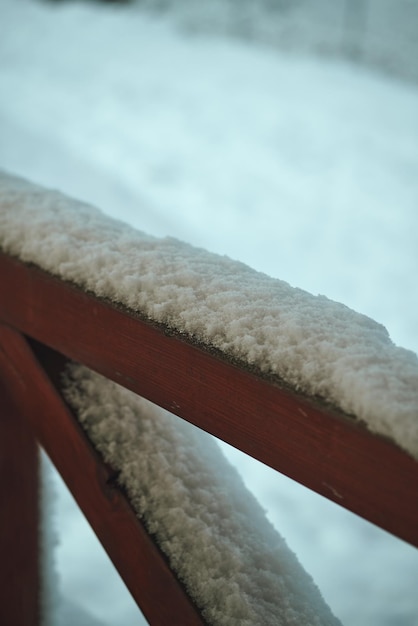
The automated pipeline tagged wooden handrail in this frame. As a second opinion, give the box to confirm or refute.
[1,252,417,548]
[0,250,417,625]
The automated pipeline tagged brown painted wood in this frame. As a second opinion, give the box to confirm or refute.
[0,374,39,625]
[0,252,417,548]
[0,324,206,626]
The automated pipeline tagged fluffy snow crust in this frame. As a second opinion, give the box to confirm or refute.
[62,363,341,626]
[0,171,417,459]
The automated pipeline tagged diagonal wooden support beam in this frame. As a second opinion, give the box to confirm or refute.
[0,324,206,625]
[0,373,39,626]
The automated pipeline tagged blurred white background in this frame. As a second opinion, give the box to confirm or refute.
[1,1,417,624]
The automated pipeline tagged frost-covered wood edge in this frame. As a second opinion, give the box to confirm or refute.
[0,323,207,626]
[0,251,417,550]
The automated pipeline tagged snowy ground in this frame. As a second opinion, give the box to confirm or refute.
[1,1,418,625]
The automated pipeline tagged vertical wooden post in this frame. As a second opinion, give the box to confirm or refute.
[0,380,40,625]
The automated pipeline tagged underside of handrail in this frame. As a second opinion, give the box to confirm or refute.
[1,251,417,549]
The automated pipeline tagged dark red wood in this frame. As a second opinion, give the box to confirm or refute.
[0,374,39,625]
[0,252,417,548]
[0,324,206,626]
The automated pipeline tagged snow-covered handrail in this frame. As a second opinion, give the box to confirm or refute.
[0,172,417,624]
[1,172,417,462]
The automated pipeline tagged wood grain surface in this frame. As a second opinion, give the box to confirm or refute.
[0,252,417,549]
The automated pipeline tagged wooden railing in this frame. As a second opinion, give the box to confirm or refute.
[1,250,417,625]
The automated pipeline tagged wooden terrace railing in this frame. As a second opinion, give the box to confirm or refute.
[0,251,417,625]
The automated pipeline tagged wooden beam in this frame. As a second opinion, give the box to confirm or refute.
[0,372,39,625]
[0,324,206,626]
[0,252,417,548]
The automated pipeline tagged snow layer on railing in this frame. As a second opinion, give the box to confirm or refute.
[0,171,417,459]
[62,362,342,626]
